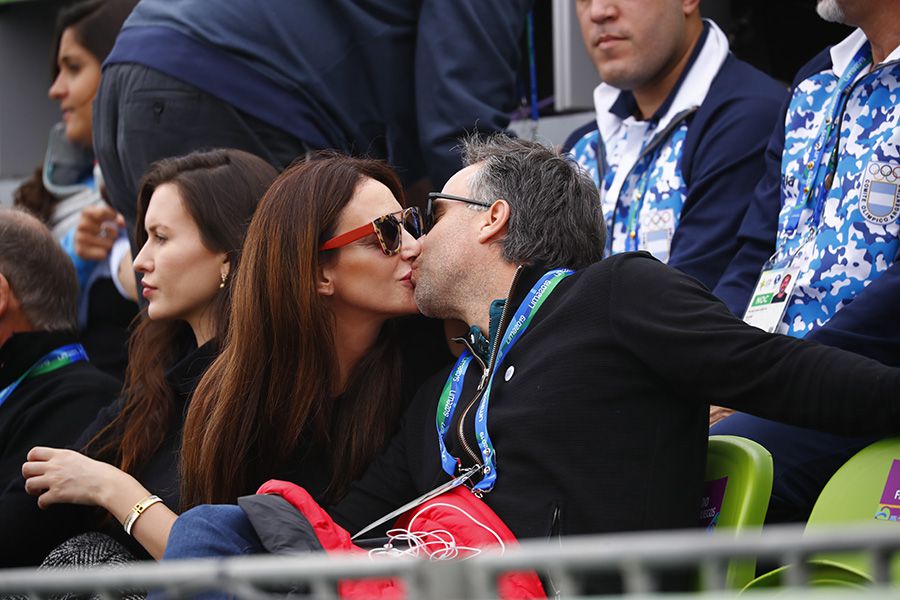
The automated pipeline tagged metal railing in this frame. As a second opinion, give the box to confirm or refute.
[2,523,900,598]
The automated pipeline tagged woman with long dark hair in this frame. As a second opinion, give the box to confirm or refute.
[18,149,277,564]
[14,0,140,381]
[15,0,135,234]
[180,152,427,509]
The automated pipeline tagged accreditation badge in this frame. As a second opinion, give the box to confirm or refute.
[743,266,800,333]
[860,160,900,225]
[638,208,675,262]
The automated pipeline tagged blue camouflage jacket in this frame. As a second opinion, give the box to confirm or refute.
[715,29,900,365]
[564,21,786,295]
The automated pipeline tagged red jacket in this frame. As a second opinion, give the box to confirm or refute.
[255,479,545,599]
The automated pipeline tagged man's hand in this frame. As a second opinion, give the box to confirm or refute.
[74,204,125,261]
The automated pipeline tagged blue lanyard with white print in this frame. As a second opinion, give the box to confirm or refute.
[435,269,573,493]
[784,42,872,237]
[0,344,89,409]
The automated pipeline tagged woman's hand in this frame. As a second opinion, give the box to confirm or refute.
[22,447,123,509]
[22,447,177,560]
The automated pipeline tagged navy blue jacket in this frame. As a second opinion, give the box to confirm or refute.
[107,0,531,187]
[564,51,786,297]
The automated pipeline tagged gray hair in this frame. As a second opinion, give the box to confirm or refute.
[815,0,846,24]
[0,208,78,332]
[461,134,606,270]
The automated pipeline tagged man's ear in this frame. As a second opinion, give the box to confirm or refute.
[476,200,511,244]
[317,265,335,297]
[682,0,701,17]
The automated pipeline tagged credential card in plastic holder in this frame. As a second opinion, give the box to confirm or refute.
[742,266,799,333]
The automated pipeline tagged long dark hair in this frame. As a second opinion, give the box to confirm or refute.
[14,0,137,222]
[84,149,278,475]
[180,152,407,508]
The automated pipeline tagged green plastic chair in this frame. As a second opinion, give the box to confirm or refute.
[741,437,900,592]
[702,435,774,590]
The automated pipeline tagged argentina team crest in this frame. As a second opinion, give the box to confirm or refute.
[860,160,900,225]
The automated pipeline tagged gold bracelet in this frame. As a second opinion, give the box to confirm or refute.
[122,494,163,536]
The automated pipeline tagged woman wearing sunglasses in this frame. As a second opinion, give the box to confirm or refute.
[178,152,439,513]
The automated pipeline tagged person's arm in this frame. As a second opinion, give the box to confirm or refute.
[414,0,533,186]
[0,439,93,569]
[669,87,785,293]
[802,258,900,366]
[0,375,118,566]
[709,262,900,424]
[22,447,175,560]
[111,237,138,302]
[711,53,828,317]
[608,254,900,434]
[708,119,783,316]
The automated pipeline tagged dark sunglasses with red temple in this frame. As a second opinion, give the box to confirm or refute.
[319,207,423,256]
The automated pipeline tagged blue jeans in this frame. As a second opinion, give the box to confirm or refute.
[711,413,880,523]
[149,505,266,600]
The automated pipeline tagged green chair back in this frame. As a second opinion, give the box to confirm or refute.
[703,435,774,589]
[742,437,900,592]
[805,436,900,582]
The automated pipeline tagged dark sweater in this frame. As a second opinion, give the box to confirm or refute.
[0,341,215,567]
[0,331,120,567]
[331,253,900,540]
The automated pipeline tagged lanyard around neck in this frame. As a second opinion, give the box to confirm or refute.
[607,107,696,253]
[435,268,573,493]
[0,343,89,409]
[624,144,665,252]
[784,43,872,238]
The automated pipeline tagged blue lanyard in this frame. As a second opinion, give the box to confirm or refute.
[435,269,573,493]
[436,353,474,478]
[526,11,539,123]
[785,43,872,236]
[623,144,664,252]
[0,343,89,409]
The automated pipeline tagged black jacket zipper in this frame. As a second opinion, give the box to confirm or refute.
[452,266,524,492]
